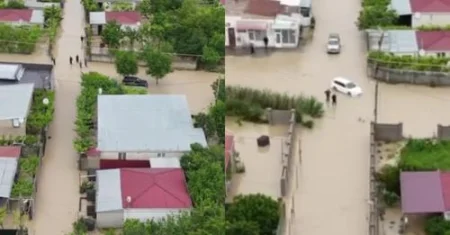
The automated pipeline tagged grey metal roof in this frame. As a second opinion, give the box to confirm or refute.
[96,169,122,212]
[149,158,181,168]
[0,64,21,80]
[0,84,34,120]
[89,12,106,25]
[30,10,44,24]
[366,30,418,54]
[0,157,18,198]
[97,95,207,152]
[300,0,311,8]
[389,0,411,15]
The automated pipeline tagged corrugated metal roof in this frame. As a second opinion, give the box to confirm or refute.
[300,0,311,8]
[97,95,207,152]
[367,30,418,54]
[389,0,411,15]
[30,9,44,24]
[400,171,445,213]
[0,84,34,120]
[89,12,106,25]
[96,169,123,212]
[0,64,21,80]
[149,158,181,168]
[0,157,18,198]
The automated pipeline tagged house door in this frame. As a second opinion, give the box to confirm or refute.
[228,28,236,47]
[275,31,282,47]
[98,25,103,35]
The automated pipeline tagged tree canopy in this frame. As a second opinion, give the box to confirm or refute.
[226,194,280,235]
[142,47,172,84]
[101,21,123,49]
[115,51,138,76]
[357,0,398,29]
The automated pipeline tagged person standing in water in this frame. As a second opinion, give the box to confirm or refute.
[69,56,73,65]
[331,94,337,106]
[76,55,79,63]
[325,89,331,103]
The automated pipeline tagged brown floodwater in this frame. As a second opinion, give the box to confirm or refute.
[226,0,450,232]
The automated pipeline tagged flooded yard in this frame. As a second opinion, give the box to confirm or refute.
[85,63,219,114]
[226,118,287,200]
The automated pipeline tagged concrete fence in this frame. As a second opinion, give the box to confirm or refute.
[367,61,450,86]
[437,124,450,140]
[370,122,404,235]
[266,108,297,197]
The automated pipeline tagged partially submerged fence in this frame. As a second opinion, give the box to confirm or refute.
[370,122,404,235]
[367,59,450,86]
[437,124,450,140]
[266,108,297,235]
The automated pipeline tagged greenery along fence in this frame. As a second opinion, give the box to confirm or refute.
[226,86,324,128]
[368,51,450,72]
[44,6,63,55]
[0,24,42,54]
[26,90,55,135]
[74,72,148,153]
[357,0,398,29]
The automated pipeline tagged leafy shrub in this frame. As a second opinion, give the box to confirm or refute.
[26,90,55,135]
[425,216,450,235]
[398,139,450,171]
[19,155,40,176]
[226,86,324,126]
[0,24,42,54]
[11,176,33,197]
[368,51,450,72]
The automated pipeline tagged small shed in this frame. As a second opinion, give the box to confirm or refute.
[89,11,141,35]
[0,84,34,136]
[96,168,192,228]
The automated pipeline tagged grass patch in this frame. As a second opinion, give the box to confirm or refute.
[398,139,450,171]
[226,86,324,127]
[121,86,148,94]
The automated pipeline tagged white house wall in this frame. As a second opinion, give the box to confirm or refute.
[412,13,450,27]
[100,151,184,160]
[123,208,191,222]
[97,210,124,228]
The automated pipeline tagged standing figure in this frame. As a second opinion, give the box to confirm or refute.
[263,36,269,51]
[331,94,337,106]
[69,56,73,65]
[76,55,79,63]
[51,57,55,65]
[250,43,255,54]
[84,58,88,67]
[81,36,84,43]
[324,89,331,103]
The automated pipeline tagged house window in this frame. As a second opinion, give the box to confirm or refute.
[118,152,126,160]
[280,30,297,44]
[437,52,446,57]
[248,30,264,41]
[300,7,311,17]
[157,153,166,157]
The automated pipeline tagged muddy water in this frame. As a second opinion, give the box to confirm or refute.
[31,0,85,234]
[226,0,373,233]
[85,63,219,114]
[226,118,287,201]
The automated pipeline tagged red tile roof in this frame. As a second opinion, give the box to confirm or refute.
[440,172,450,210]
[411,0,450,12]
[416,31,450,51]
[105,11,141,25]
[225,135,234,170]
[245,0,284,17]
[0,9,33,23]
[120,168,192,209]
[0,146,21,158]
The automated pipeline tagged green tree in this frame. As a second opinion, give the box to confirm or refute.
[122,27,140,50]
[425,216,450,235]
[142,47,172,85]
[375,165,400,195]
[226,221,260,235]
[101,21,123,49]
[114,51,138,76]
[357,6,398,29]
[202,45,221,71]
[226,194,280,235]
[209,100,225,144]
[187,161,224,205]
[211,77,225,102]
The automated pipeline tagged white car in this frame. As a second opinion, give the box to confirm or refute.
[327,33,341,54]
[330,77,363,97]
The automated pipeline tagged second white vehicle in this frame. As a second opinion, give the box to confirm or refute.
[330,77,363,97]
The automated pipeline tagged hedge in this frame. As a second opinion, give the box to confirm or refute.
[368,51,450,72]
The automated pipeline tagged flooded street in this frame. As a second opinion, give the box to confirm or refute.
[31,0,85,234]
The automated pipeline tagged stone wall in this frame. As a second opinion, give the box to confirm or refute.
[367,61,450,86]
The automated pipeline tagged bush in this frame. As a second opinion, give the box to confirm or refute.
[357,0,398,30]
[425,216,450,235]
[368,51,450,72]
[26,90,55,135]
[0,24,42,54]
[398,139,450,171]
[226,86,324,125]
